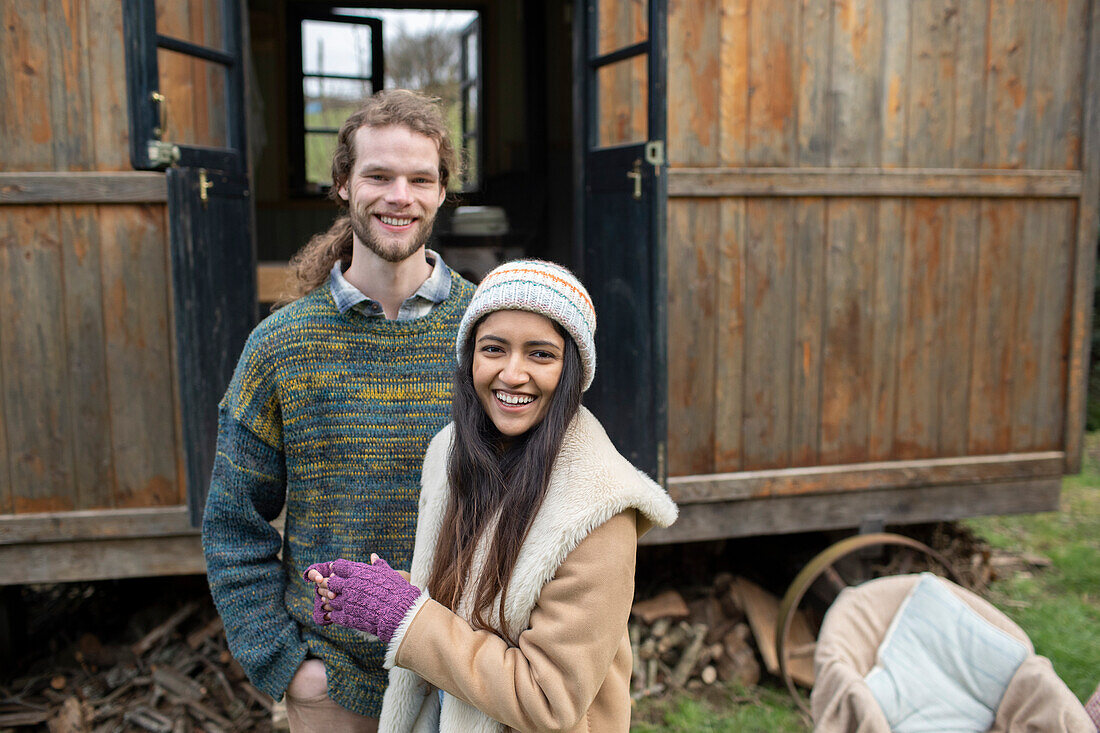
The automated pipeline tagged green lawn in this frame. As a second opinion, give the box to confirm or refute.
[630,436,1100,730]
[965,438,1100,702]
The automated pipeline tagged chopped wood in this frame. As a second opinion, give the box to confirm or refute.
[718,625,760,687]
[631,590,690,624]
[46,696,84,733]
[669,623,708,688]
[700,665,718,685]
[238,682,273,712]
[649,617,672,639]
[732,577,814,687]
[183,698,234,729]
[185,618,223,651]
[124,705,173,732]
[0,709,52,726]
[152,665,206,702]
[132,602,200,657]
[629,625,646,692]
[2,594,275,732]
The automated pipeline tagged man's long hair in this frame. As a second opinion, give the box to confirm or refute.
[426,315,584,639]
[275,90,460,306]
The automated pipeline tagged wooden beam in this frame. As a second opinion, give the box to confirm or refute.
[257,260,291,304]
[0,535,205,585]
[0,506,196,545]
[667,168,1083,198]
[666,452,1064,504]
[1063,0,1100,473]
[0,172,168,204]
[643,478,1062,545]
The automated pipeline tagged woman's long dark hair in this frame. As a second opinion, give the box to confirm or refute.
[426,314,584,637]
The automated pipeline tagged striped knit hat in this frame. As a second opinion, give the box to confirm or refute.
[456,259,597,390]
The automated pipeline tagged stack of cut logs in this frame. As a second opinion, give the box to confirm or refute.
[628,572,762,699]
[0,601,274,733]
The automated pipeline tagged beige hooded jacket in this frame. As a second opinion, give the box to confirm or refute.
[378,407,678,732]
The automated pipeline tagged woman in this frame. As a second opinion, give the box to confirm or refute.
[306,260,678,732]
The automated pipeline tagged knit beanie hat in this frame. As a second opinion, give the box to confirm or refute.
[456,259,597,390]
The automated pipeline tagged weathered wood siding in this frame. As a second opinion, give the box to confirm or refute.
[666,0,1097,479]
[0,0,225,517]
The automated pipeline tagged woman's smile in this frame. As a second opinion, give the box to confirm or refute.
[473,311,565,436]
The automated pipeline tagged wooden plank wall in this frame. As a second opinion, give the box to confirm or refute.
[0,0,226,514]
[667,0,1093,477]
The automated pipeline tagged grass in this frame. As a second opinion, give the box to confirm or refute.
[965,434,1100,702]
[630,435,1100,730]
[631,681,810,732]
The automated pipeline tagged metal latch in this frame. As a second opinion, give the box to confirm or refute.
[626,159,642,200]
[147,140,180,168]
[199,169,214,207]
[645,139,665,167]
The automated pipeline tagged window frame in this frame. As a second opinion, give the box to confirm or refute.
[458,15,483,192]
[287,5,385,195]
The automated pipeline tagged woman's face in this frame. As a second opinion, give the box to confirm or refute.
[472,310,566,437]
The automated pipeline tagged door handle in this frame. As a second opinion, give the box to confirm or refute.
[626,159,642,200]
[199,169,214,208]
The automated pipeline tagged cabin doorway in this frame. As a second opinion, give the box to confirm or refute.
[245,0,668,472]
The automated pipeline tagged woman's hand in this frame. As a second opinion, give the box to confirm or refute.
[303,556,422,642]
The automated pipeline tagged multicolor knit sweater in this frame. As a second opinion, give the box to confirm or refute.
[202,270,475,717]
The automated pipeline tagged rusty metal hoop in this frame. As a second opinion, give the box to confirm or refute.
[774,532,963,716]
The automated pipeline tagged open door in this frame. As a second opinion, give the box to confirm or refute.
[575,0,668,481]
[124,0,256,525]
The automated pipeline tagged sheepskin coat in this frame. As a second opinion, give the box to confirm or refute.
[378,406,678,732]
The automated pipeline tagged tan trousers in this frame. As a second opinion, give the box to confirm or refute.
[285,659,379,733]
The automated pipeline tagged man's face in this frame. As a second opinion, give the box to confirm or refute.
[337,124,447,263]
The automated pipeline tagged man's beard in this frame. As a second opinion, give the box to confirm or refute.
[349,204,436,263]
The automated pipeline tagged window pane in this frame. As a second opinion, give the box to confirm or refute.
[297,9,481,191]
[305,132,338,187]
[156,48,229,148]
[463,136,478,191]
[305,77,371,131]
[156,0,224,50]
[302,20,374,77]
[463,85,478,134]
[597,0,647,56]
[465,30,478,79]
[596,54,648,147]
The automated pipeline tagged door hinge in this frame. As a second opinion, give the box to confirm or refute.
[645,140,665,167]
[147,140,180,168]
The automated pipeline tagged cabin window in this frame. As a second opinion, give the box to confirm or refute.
[289,6,482,195]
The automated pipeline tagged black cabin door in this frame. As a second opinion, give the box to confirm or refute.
[124,0,255,524]
[575,0,668,481]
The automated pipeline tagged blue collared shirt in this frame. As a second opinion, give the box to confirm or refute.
[329,249,452,320]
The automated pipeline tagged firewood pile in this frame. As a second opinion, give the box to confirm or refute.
[0,600,273,733]
[0,521,1003,729]
[628,572,762,699]
[627,522,1001,700]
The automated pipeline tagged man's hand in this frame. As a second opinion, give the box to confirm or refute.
[304,557,421,642]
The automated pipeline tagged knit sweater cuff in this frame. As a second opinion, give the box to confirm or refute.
[383,589,432,670]
[255,634,310,702]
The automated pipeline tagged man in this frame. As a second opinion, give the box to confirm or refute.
[202,90,476,731]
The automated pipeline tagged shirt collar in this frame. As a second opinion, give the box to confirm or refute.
[329,249,452,315]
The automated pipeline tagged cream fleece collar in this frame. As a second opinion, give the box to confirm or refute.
[379,406,678,732]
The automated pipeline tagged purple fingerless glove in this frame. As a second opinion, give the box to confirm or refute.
[304,561,337,626]
[324,558,422,643]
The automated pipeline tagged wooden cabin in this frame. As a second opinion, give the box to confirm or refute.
[1,0,1097,584]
